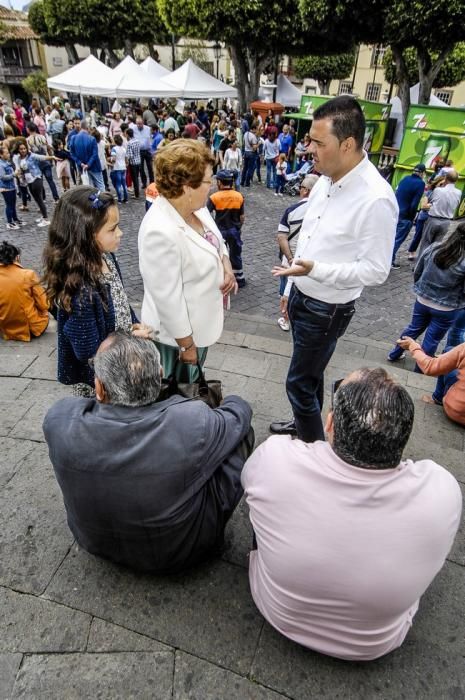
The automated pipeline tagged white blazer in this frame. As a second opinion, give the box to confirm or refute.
[138,196,227,348]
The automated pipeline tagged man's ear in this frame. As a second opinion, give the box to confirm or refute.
[324,410,334,441]
[95,377,106,403]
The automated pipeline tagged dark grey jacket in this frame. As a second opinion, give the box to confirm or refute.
[43,394,252,573]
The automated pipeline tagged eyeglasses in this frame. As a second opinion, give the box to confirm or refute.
[331,378,344,409]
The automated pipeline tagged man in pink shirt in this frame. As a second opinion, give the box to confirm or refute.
[242,367,462,661]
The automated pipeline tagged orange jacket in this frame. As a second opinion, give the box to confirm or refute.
[0,262,49,341]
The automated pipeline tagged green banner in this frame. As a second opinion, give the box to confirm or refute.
[286,95,391,162]
[392,104,465,213]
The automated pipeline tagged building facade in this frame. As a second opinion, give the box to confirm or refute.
[0,6,42,103]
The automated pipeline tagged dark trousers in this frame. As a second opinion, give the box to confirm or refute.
[286,286,355,442]
[2,189,17,223]
[275,174,286,194]
[129,163,141,198]
[28,178,47,218]
[70,158,77,185]
[39,161,59,201]
[392,218,413,263]
[139,149,153,188]
[432,308,465,403]
[389,299,458,370]
[241,152,256,186]
[222,227,245,286]
[408,211,428,253]
[102,169,110,191]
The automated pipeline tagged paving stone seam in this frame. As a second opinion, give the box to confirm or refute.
[247,618,265,679]
[38,542,75,597]
[85,615,176,653]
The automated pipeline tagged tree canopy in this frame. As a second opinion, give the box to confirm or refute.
[383,44,465,90]
[294,51,355,94]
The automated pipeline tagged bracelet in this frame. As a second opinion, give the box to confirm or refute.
[180,340,194,353]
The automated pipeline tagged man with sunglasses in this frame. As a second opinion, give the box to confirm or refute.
[271,96,398,443]
[243,367,461,660]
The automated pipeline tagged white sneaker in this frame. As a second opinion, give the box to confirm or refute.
[35,217,43,223]
[6,222,20,230]
[278,317,290,331]
[37,218,50,227]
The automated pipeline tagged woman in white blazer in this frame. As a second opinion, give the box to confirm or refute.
[138,139,237,381]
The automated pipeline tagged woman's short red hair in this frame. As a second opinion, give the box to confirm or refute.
[154,139,215,199]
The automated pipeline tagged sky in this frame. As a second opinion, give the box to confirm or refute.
[1,0,28,10]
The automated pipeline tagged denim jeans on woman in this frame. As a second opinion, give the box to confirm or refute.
[2,189,17,223]
[432,308,465,403]
[388,298,458,371]
[266,159,276,189]
[286,285,355,442]
[110,169,127,202]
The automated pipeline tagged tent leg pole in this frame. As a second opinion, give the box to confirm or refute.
[80,93,85,116]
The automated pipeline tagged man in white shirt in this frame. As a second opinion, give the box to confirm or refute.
[271,96,398,442]
[243,367,462,661]
[132,116,154,188]
[417,170,462,258]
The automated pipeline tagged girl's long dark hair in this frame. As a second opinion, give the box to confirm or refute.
[434,223,465,269]
[42,186,115,312]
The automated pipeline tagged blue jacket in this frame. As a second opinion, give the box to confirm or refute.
[0,158,16,190]
[395,173,425,221]
[57,255,137,386]
[414,242,465,309]
[70,130,100,172]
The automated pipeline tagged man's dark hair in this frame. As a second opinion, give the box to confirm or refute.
[313,96,366,150]
[332,367,414,469]
[127,127,134,138]
[27,122,38,133]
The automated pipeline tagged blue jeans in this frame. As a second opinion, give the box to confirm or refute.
[39,161,59,201]
[286,286,355,442]
[88,169,105,192]
[432,308,465,402]
[2,189,17,223]
[275,174,285,194]
[241,152,256,186]
[389,299,458,371]
[408,211,428,253]
[392,218,413,263]
[266,159,276,188]
[110,169,127,202]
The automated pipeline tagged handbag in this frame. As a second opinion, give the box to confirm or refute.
[158,361,223,408]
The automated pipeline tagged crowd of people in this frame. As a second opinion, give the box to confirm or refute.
[0,93,463,663]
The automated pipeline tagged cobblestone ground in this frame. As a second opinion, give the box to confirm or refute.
[6,176,418,344]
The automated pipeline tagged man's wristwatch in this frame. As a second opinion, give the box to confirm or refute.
[179,340,194,353]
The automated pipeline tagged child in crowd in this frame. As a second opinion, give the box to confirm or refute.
[53,138,72,192]
[275,154,287,196]
[0,240,49,341]
[109,134,128,204]
[42,187,153,395]
[0,144,23,229]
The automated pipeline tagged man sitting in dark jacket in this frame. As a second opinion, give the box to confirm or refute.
[43,331,254,574]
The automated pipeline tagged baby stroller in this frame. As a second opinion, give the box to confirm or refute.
[283,161,314,196]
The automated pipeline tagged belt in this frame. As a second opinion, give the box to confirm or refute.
[429,215,452,220]
[294,286,355,309]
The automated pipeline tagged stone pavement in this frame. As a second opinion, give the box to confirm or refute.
[1,308,464,699]
[7,178,420,345]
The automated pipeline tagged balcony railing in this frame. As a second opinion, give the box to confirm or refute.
[0,64,42,84]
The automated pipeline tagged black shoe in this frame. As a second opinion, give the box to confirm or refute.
[269,419,297,435]
[391,261,400,270]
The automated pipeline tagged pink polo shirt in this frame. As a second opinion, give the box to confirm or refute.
[242,436,461,661]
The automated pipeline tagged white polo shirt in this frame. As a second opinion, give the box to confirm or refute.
[285,153,398,304]
[429,183,461,219]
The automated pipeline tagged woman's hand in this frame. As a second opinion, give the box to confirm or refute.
[396,336,416,351]
[220,269,238,295]
[272,259,314,277]
[132,323,155,340]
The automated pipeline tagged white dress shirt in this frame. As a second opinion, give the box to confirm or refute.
[284,153,398,303]
[429,183,461,219]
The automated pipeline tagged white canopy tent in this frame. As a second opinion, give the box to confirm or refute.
[47,55,115,108]
[160,59,237,99]
[140,56,171,79]
[390,83,450,148]
[96,56,177,98]
[258,74,302,107]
